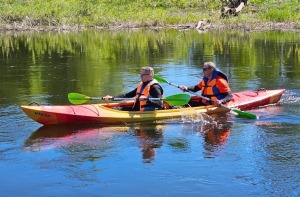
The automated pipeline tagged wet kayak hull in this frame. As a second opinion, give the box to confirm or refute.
[21,89,285,125]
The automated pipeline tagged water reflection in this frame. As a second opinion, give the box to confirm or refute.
[24,123,167,164]
[202,122,232,158]
[1,30,300,107]
[174,113,233,158]
[165,114,232,159]
[23,120,232,162]
[133,123,164,163]
[24,124,130,152]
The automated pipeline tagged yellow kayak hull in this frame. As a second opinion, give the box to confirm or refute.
[21,89,285,125]
[20,104,226,125]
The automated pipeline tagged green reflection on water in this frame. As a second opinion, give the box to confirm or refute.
[0,30,299,105]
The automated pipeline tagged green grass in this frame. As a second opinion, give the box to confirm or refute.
[259,3,300,22]
[0,0,299,28]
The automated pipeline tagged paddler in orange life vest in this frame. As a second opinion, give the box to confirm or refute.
[179,62,233,107]
[103,66,164,111]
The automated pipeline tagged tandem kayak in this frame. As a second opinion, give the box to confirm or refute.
[21,89,285,125]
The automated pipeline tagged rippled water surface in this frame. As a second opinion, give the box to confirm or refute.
[0,30,299,196]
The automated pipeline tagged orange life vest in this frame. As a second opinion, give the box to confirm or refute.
[197,68,230,104]
[135,79,162,111]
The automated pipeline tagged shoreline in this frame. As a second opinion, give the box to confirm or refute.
[0,21,299,33]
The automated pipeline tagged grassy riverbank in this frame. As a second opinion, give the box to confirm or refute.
[0,0,299,31]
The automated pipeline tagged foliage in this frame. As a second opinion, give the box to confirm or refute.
[0,0,299,27]
[259,2,300,22]
[261,8,292,22]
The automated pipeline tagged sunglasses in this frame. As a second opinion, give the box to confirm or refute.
[202,67,211,71]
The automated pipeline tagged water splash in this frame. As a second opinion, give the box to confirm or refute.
[179,107,217,125]
[280,90,300,104]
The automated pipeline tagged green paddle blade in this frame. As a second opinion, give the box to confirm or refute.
[232,109,259,119]
[68,93,91,104]
[154,74,168,84]
[163,93,190,106]
[68,92,190,106]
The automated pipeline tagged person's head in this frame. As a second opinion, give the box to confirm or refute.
[140,66,154,82]
[202,62,216,79]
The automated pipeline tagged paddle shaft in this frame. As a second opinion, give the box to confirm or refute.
[89,97,178,102]
[68,92,190,105]
[89,97,132,101]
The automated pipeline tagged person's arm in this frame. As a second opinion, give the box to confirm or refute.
[215,77,232,104]
[186,85,201,92]
[179,83,201,92]
[146,84,164,108]
[115,88,137,98]
[219,92,233,104]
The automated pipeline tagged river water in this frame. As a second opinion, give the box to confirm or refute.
[0,30,300,196]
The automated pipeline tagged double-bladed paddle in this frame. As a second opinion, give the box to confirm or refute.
[154,75,259,119]
[68,92,191,106]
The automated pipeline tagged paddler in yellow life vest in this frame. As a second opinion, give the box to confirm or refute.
[179,62,233,107]
[103,66,164,111]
